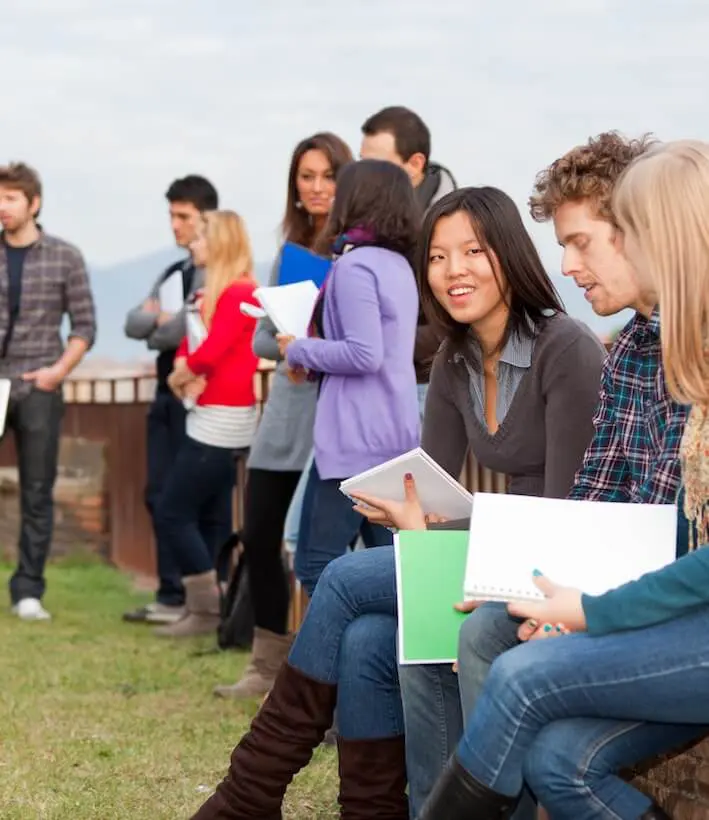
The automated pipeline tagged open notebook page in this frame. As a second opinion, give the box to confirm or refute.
[464,493,677,602]
[254,281,320,339]
[340,447,473,521]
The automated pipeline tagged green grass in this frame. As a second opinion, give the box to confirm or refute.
[0,560,338,819]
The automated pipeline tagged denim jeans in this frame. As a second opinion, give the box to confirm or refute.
[294,461,392,596]
[455,606,709,819]
[398,661,463,816]
[288,547,403,739]
[398,602,533,818]
[416,383,429,424]
[145,390,188,605]
[283,451,313,554]
[6,387,64,603]
[155,436,235,577]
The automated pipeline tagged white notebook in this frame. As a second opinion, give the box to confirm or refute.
[0,378,10,437]
[158,269,185,313]
[340,448,474,521]
[253,281,319,339]
[464,493,678,602]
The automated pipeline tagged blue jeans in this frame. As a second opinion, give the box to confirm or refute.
[288,547,402,739]
[283,451,313,554]
[455,606,709,819]
[398,602,533,818]
[294,461,392,596]
[417,383,428,423]
[155,436,235,577]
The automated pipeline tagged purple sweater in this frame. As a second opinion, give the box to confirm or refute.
[287,245,420,479]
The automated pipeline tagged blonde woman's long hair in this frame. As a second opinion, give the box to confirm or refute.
[201,210,255,327]
[613,140,709,407]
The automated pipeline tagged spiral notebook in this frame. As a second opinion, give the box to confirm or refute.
[340,448,474,521]
[464,493,678,602]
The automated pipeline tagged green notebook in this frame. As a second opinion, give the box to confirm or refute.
[394,530,470,665]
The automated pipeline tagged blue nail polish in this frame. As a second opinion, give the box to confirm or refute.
[543,624,552,633]
[532,569,543,577]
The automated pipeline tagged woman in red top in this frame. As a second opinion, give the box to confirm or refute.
[154,210,259,638]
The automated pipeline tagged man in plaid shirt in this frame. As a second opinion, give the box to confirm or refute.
[0,162,96,621]
[402,133,691,817]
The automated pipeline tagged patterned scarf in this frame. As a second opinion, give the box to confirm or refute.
[680,403,709,549]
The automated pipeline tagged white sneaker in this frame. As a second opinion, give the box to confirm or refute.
[11,598,52,621]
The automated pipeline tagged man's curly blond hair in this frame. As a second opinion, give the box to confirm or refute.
[529,131,657,225]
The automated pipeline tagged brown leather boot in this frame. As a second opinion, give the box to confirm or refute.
[190,663,337,819]
[154,571,220,638]
[213,628,293,700]
[336,735,409,819]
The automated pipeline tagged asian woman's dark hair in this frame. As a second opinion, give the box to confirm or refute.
[282,132,353,249]
[417,187,565,363]
[317,159,420,261]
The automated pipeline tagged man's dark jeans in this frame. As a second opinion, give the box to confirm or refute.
[6,387,64,604]
[145,390,188,606]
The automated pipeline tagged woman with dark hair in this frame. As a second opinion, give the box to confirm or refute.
[190,188,605,820]
[213,132,352,699]
[278,158,422,596]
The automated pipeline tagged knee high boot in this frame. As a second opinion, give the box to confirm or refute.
[336,736,409,819]
[190,663,337,819]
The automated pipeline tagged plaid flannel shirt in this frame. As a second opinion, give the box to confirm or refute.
[568,308,688,504]
[0,232,96,399]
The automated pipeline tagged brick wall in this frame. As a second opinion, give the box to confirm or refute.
[0,437,109,562]
[626,736,709,818]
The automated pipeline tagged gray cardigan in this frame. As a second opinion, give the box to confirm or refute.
[423,313,606,499]
[247,251,317,472]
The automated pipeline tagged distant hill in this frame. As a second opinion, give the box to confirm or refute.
[83,247,630,362]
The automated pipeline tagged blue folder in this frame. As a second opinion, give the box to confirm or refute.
[277,242,331,289]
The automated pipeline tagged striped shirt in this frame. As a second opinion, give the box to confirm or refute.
[568,308,688,504]
[187,405,257,450]
[460,327,536,426]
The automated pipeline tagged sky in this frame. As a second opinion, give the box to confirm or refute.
[2,0,709,272]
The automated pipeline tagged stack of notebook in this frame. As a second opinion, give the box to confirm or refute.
[342,452,679,665]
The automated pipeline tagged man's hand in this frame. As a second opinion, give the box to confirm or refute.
[22,364,65,392]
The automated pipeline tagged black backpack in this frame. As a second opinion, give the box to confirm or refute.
[215,532,255,651]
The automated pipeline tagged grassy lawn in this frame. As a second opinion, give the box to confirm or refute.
[0,559,338,819]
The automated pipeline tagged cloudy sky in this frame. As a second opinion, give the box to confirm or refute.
[2,0,708,270]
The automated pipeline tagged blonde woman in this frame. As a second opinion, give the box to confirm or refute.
[154,210,260,639]
[415,141,709,820]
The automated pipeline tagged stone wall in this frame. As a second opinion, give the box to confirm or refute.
[626,737,709,818]
[0,437,109,562]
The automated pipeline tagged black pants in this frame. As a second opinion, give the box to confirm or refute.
[154,436,235,577]
[145,390,188,606]
[241,468,301,635]
[6,388,64,603]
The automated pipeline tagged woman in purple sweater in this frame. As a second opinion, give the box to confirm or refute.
[277,159,421,596]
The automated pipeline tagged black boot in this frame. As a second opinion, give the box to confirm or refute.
[640,804,672,819]
[417,755,519,819]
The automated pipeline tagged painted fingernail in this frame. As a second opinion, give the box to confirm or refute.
[555,625,563,633]
[543,624,552,633]
[404,472,413,480]
[532,569,543,577]
[527,619,538,629]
